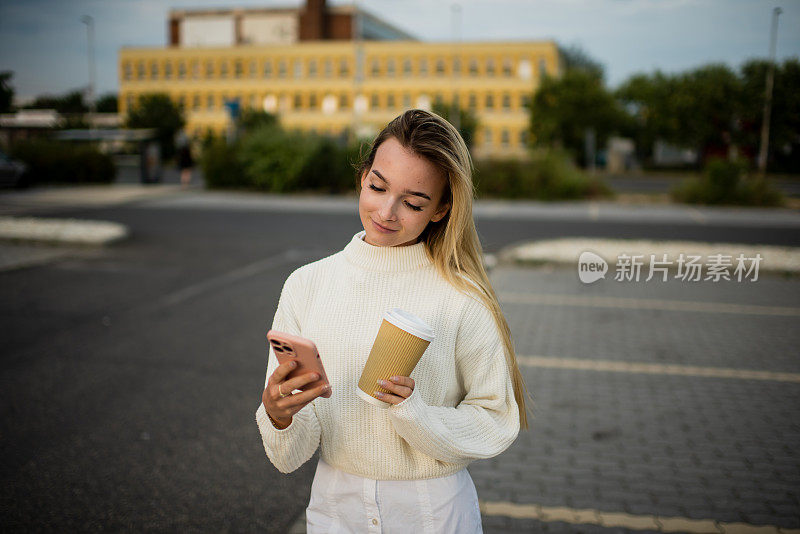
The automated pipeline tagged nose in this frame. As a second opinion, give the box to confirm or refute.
[378,197,397,221]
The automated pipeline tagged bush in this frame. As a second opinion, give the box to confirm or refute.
[474,150,611,200]
[202,124,362,193]
[671,158,784,206]
[9,139,115,186]
[200,135,245,189]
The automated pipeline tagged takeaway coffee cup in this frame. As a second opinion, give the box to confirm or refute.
[357,308,435,408]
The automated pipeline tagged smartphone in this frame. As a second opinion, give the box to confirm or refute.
[267,330,332,398]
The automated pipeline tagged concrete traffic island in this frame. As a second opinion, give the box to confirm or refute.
[0,216,130,246]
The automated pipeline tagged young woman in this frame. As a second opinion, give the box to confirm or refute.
[256,109,531,533]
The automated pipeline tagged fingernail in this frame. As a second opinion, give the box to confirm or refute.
[377,379,385,386]
[290,361,297,368]
[313,373,320,380]
[375,391,383,397]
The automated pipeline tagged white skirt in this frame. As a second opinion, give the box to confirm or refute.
[306,458,483,534]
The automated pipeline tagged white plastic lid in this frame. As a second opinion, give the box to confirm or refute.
[384,308,435,342]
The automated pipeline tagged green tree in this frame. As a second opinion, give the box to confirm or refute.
[25,90,88,114]
[558,44,605,80]
[237,108,278,134]
[431,101,479,150]
[0,71,14,113]
[95,93,118,113]
[125,93,185,160]
[531,69,628,166]
[616,64,742,166]
[739,58,800,172]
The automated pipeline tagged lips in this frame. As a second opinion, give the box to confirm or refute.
[372,220,397,232]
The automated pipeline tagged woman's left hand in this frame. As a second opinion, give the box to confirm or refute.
[375,376,415,405]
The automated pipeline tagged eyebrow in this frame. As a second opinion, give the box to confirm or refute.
[371,170,432,201]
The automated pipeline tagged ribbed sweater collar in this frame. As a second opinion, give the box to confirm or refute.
[343,230,432,272]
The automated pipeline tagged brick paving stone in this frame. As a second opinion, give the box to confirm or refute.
[472,265,800,533]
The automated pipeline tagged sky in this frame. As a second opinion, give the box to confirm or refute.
[1,0,799,103]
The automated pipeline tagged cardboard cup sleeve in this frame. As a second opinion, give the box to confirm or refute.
[357,308,435,409]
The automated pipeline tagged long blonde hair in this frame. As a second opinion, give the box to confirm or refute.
[355,109,532,430]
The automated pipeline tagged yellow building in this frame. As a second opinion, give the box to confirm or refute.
[118,3,559,159]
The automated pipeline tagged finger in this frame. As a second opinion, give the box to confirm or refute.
[389,375,415,389]
[279,382,332,407]
[269,360,298,384]
[374,390,404,405]
[283,371,323,392]
[378,378,412,399]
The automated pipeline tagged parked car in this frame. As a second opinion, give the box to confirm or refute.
[0,150,28,188]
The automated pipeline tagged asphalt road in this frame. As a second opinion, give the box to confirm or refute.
[1,195,798,532]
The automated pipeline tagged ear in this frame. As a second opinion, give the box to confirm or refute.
[430,202,450,223]
[360,169,368,189]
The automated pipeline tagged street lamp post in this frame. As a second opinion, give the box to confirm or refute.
[450,3,461,132]
[81,15,96,135]
[757,7,782,176]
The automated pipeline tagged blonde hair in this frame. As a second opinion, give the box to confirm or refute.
[355,109,532,430]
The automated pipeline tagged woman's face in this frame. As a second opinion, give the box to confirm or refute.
[359,136,450,247]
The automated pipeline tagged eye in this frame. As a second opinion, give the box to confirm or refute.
[369,183,423,211]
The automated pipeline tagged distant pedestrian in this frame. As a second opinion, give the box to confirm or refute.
[176,131,193,188]
[255,109,531,533]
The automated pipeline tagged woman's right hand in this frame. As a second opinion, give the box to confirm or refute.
[262,361,332,429]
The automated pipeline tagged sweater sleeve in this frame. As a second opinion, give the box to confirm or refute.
[255,268,322,474]
[387,295,521,463]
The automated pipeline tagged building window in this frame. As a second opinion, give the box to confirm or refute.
[220,61,228,78]
[503,58,513,77]
[539,58,547,77]
[340,58,349,77]
[235,59,243,78]
[370,59,380,77]
[309,59,317,78]
[452,57,461,75]
[165,62,173,80]
[387,58,395,77]
[280,60,288,78]
[502,93,511,110]
[419,58,428,76]
[520,130,529,146]
[484,128,492,146]
[387,93,395,108]
[402,93,411,109]
[309,93,317,109]
[205,60,214,78]
[191,60,199,79]
[294,59,303,78]
[294,93,302,109]
[340,93,348,109]
[521,94,531,109]
[501,129,509,147]
[469,58,478,76]
[123,62,132,81]
[325,58,333,77]
[468,93,477,110]
[192,94,200,110]
[207,94,215,110]
[403,58,412,76]
[126,94,134,110]
[177,94,186,110]
[486,58,495,76]
[249,61,257,78]
[150,62,158,80]
[371,93,380,109]
[485,93,494,109]
[436,58,445,76]
[137,61,145,80]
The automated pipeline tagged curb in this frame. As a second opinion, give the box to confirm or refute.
[498,237,800,275]
[0,216,130,246]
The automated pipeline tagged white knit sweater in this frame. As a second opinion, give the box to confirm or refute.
[255,230,520,480]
